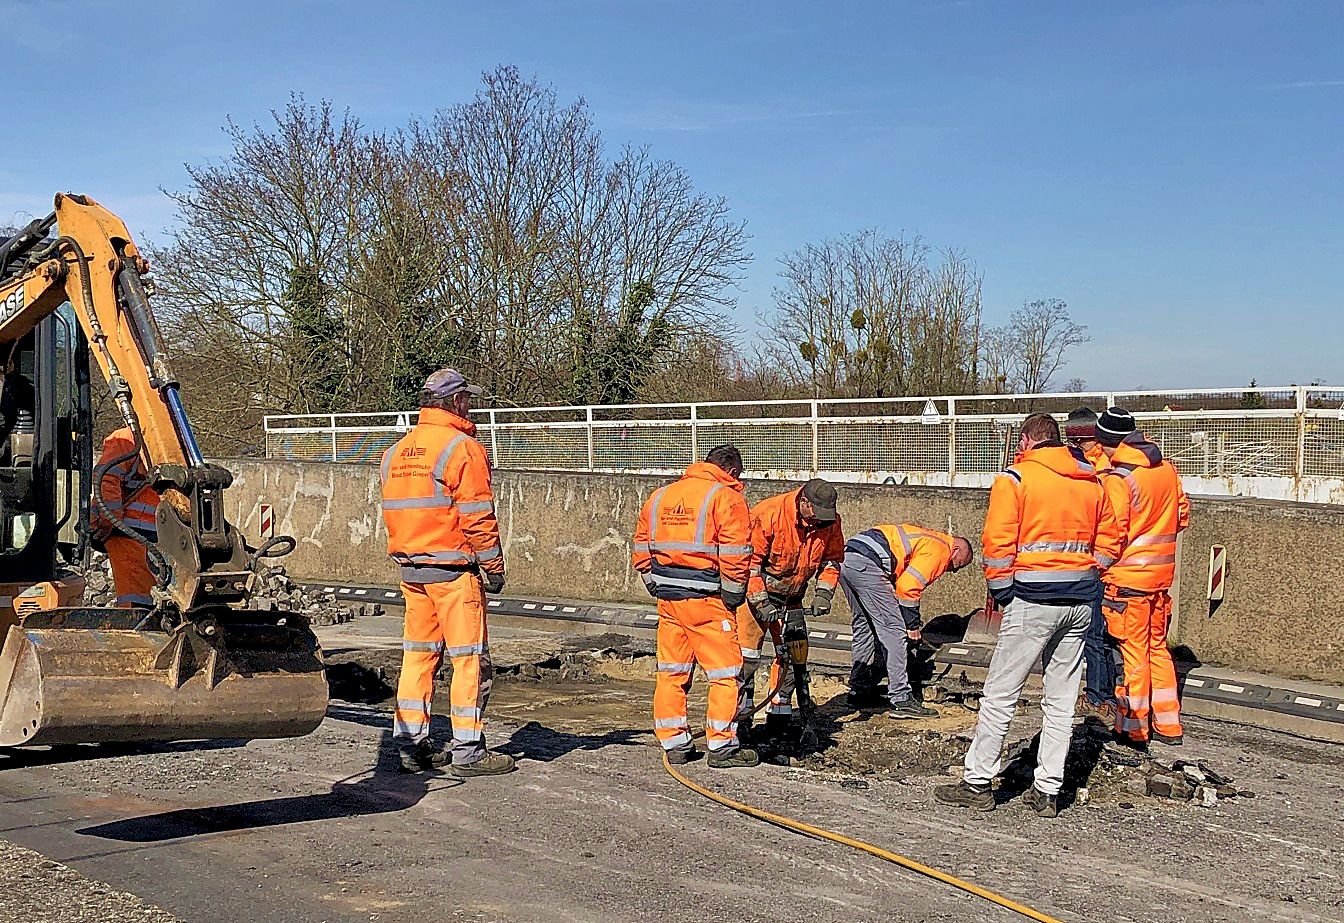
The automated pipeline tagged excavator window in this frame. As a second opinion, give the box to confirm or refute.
[0,307,90,580]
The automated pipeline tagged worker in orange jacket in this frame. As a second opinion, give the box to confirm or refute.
[735,479,844,736]
[91,427,159,608]
[632,444,759,768]
[1064,407,1118,723]
[1064,407,1111,473]
[841,523,973,717]
[1095,407,1192,747]
[380,368,515,777]
[937,413,1121,817]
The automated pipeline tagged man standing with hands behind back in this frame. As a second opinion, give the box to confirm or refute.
[380,368,515,777]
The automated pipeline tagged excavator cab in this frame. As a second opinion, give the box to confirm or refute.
[0,309,89,628]
[0,202,328,747]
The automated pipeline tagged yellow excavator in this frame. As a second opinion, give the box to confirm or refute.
[0,193,327,747]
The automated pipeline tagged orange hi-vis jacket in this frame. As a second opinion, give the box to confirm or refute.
[1101,436,1191,593]
[746,488,844,607]
[93,427,159,540]
[380,408,503,584]
[846,523,956,629]
[983,444,1122,605]
[632,462,753,601]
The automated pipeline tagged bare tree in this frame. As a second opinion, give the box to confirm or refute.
[150,68,749,451]
[1063,376,1088,393]
[152,97,374,452]
[762,231,983,398]
[983,298,1089,393]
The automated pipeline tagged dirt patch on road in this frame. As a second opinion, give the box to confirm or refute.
[324,636,1252,807]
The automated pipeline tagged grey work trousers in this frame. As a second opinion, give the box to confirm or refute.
[963,597,1090,796]
[839,551,914,705]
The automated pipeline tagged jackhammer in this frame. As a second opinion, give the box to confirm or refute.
[779,607,819,751]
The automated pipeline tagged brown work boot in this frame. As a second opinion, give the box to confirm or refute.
[664,745,700,765]
[398,739,451,773]
[451,751,517,778]
[1075,694,1100,720]
[934,780,995,812]
[1021,785,1059,818]
[707,747,760,769]
[1096,701,1119,725]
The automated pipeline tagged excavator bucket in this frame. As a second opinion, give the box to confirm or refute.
[0,608,327,747]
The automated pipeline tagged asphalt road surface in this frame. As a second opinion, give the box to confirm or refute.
[0,626,1340,923]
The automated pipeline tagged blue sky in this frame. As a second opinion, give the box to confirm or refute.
[4,0,1341,390]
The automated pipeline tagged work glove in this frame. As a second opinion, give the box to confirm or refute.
[752,597,782,626]
[641,574,659,598]
[480,570,506,595]
[721,588,747,611]
[811,586,834,619]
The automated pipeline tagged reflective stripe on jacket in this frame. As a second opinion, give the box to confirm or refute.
[846,523,954,628]
[380,408,502,584]
[982,444,1122,604]
[631,462,752,601]
[1101,435,1190,593]
[745,488,843,607]
[93,427,159,540]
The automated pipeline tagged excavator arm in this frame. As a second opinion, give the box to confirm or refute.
[0,193,264,616]
[0,194,326,747]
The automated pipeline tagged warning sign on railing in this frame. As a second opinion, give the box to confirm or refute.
[921,399,942,425]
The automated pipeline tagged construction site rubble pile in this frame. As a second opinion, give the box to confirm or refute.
[997,724,1252,808]
[79,553,378,626]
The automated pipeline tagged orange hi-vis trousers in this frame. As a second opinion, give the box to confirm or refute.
[654,597,743,754]
[1103,588,1183,743]
[394,575,492,764]
[106,535,155,608]
[735,604,793,719]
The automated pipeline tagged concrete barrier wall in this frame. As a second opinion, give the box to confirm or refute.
[223,460,1344,685]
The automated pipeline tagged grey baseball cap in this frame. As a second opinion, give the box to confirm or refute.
[801,478,838,522]
[423,368,483,398]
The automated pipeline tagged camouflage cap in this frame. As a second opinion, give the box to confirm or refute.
[422,368,483,399]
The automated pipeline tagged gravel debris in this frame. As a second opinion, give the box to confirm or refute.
[80,553,375,626]
[0,838,180,923]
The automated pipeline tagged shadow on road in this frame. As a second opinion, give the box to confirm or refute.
[74,727,454,844]
[0,739,246,772]
[497,720,645,762]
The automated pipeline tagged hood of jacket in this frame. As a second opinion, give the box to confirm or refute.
[1109,432,1164,468]
[682,461,745,493]
[417,407,477,436]
[1017,443,1098,481]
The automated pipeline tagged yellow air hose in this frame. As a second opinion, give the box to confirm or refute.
[663,668,1066,923]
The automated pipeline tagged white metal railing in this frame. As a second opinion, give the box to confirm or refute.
[262,385,1344,504]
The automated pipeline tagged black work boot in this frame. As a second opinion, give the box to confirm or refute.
[1021,786,1059,818]
[846,688,885,710]
[764,713,793,738]
[1151,731,1184,746]
[451,751,517,778]
[708,747,761,769]
[664,744,700,765]
[399,739,451,773]
[934,780,996,812]
[888,698,938,719]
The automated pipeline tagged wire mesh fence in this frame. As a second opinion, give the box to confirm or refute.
[263,386,1344,502]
